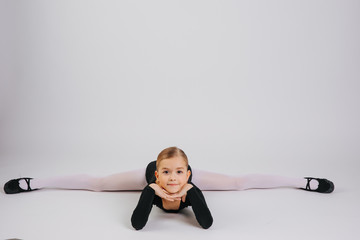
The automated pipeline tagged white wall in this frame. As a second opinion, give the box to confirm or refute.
[0,0,359,174]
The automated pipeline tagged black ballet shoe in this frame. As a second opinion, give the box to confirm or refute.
[3,178,38,194]
[302,177,335,193]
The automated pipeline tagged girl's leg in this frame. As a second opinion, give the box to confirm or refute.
[19,168,147,192]
[191,169,318,191]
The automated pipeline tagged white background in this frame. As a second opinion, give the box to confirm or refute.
[0,1,359,240]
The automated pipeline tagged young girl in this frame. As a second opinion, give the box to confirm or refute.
[3,146,334,230]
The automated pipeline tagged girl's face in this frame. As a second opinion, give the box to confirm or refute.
[155,156,191,194]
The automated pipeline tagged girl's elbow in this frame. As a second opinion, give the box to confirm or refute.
[200,216,213,229]
[131,220,146,230]
[131,215,147,230]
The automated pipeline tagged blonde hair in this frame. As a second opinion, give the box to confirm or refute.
[156,146,188,170]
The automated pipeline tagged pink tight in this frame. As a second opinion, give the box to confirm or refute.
[26,168,310,191]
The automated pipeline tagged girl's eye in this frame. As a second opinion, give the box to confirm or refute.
[163,171,169,174]
[177,171,183,174]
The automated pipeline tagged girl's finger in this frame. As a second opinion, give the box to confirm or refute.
[164,194,174,200]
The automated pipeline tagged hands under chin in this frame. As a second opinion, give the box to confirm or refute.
[149,183,193,202]
[167,183,194,202]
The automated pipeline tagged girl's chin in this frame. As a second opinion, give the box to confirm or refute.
[164,186,182,193]
[165,188,180,193]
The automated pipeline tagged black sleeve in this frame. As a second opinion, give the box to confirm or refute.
[131,185,155,230]
[186,184,213,229]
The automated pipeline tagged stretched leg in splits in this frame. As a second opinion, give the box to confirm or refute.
[3,167,331,194]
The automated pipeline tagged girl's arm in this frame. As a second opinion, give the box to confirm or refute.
[186,184,213,229]
[131,185,155,230]
[169,183,213,229]
[131,183,180,230]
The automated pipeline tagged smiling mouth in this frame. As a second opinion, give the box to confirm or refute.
[167,184,179,186]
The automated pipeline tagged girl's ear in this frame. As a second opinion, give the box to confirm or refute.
[187,170,191,181]
[155,171,159,184]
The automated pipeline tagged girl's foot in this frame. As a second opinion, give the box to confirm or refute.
[302,177,334,193]
[3,178,38,194]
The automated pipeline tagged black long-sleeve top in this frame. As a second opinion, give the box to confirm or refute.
[131,183,213,230]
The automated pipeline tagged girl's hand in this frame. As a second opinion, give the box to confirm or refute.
[149,183,180,202]
[165,183,193,202]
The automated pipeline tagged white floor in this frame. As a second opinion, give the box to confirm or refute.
[0,155,359,240]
